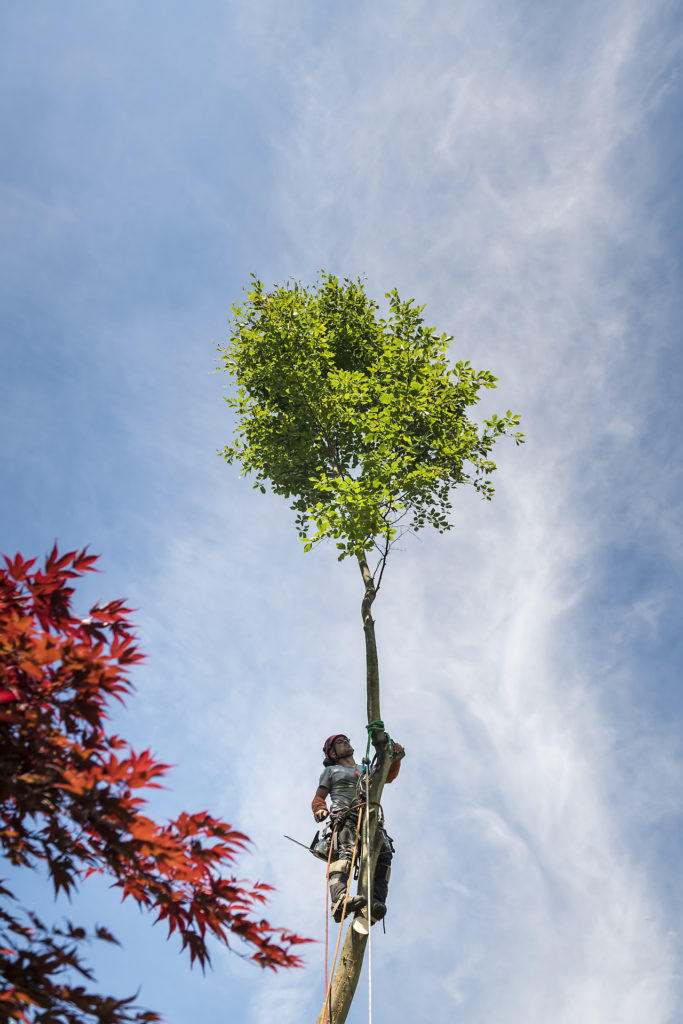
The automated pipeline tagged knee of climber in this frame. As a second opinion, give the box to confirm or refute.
[329,865,352,902]
[373,865,390,903]
[328,859,351,877]
[381,833,394,856]
[374,859,391,883]
[377,846,393,871]
[336,827,358,860]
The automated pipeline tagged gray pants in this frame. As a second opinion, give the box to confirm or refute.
[328,810,393,906]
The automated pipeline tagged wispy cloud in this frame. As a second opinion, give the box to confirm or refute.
[3,0,682,1021]
[211,1,683,1021]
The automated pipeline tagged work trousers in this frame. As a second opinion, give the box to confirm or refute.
[328,809,393,906]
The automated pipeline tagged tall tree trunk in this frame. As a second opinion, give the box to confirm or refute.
[357,552,383,735]
[316,552,396,1024]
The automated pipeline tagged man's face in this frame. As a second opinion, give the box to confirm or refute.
[334,736,354,759]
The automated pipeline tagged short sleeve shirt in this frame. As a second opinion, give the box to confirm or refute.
[319,763,361,812]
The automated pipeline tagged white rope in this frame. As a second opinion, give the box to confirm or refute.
[365,765,373,1024]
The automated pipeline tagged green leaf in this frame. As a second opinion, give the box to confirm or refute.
[218,271,523,558]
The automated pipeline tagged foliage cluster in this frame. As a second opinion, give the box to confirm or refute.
[219,273,522,559]
[0,547,309,1024]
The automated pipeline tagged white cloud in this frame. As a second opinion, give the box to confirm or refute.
[207,1,683,1021]
[4,0,682,1021]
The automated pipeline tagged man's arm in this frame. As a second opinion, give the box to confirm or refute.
[386,741,405,783]
[312,785,330,821]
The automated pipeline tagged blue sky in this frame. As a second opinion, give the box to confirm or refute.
[2,1,682,1022]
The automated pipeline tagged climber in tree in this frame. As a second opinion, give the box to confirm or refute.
[312,734,405,924]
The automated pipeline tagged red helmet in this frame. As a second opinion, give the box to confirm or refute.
[323,734,348,766]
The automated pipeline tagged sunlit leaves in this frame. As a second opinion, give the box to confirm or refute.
[1,548,310,1024]
[218,273,523,559]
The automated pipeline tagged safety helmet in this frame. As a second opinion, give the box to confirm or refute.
[322,734,349,766]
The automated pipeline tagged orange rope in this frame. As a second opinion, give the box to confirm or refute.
[323,820,338,998]
[321,808,364,1024]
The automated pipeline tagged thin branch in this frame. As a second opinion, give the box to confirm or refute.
[373,530,391,594]
[369,502,412,588]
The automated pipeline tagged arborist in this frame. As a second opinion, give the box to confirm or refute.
[311,733,405,924]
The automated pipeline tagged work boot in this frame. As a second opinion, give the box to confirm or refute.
[355,899,387,927]
[371,900,386,923]
[331,893,365,923]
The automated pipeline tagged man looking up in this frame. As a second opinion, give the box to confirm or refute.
[312,733,405,923]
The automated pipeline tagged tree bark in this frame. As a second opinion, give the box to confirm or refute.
[358,550,382,733]
[315,552,396,1024]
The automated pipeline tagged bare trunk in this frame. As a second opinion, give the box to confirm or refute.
[316,552,395,1024]
[357,551,382,735]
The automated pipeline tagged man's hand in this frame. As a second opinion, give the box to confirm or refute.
[391,741,406,760]
[312,789,330,821]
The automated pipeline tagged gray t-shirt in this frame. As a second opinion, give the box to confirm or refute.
[319,763,362,812]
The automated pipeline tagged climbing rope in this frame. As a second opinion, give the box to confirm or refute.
[321,806,363,1024]
[364,718,388,762]
[364,756,373,1024]
[323,818,339,1001]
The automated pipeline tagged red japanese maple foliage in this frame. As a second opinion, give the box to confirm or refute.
[0,546,310,1023]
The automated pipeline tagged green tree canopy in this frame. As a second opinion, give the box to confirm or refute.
[218,272,522,561]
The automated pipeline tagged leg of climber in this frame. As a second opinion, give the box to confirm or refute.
[329,813,364,922]
[370,831,394,923]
